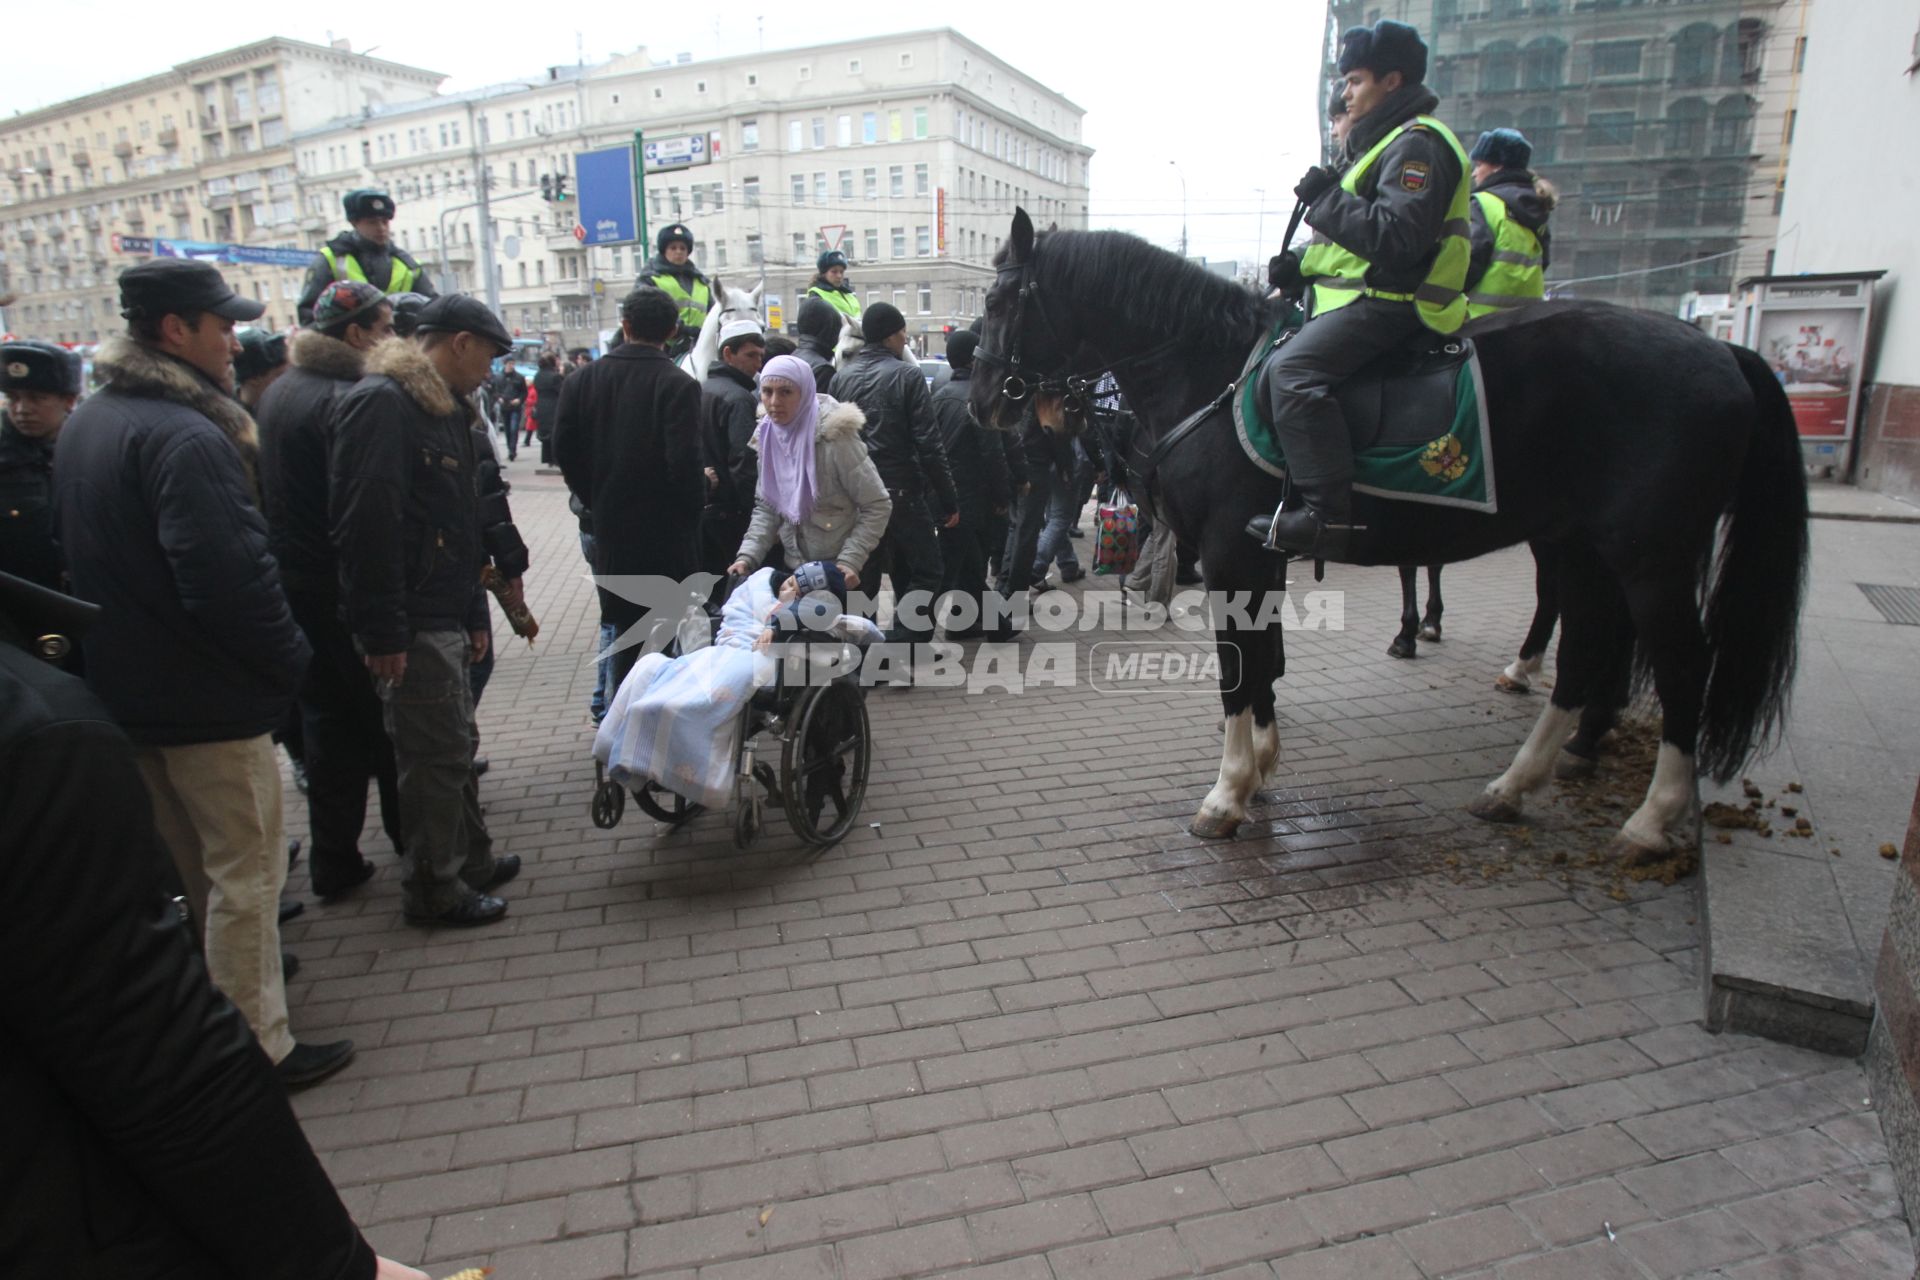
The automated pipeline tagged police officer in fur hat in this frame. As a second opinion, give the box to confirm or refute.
[637,223,711,360]
[1,341,83,589]
[1249,18,1470,561]
[296,188,437,326]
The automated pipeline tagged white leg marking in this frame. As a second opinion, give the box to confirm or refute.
[1252,718,1281,781]
[1498,652,1544,691]
[1620,742,1698,853]
[1199,708,1259,829]
[1484,703,1579,808]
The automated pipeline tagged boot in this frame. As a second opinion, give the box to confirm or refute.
[1246,480,1361,560]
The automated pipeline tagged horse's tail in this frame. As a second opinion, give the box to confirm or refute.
[1697,343,1810,783]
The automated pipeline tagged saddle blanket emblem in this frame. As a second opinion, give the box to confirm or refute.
[1232,318,1499,514]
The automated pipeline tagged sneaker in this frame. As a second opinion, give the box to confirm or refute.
[1059,566,1086,584]
[1067,526,1085,539]
[405,894,509,928]
[276,1039,355,1089]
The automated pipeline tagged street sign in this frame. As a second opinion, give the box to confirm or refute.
[502,234,522,260]
[767,294,784,330]
[641,133,713,169]
[574,144,641,246]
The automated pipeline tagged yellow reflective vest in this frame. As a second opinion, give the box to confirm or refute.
[1465,190,1546,319]
[319,245,419,295]
[651,273,712,334]
[807,284,862,322]
[1300,115,1473,335]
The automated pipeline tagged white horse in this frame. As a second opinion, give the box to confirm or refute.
[679,280,765,379]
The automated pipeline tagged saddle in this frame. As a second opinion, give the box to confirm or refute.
[1326,333,1476,452]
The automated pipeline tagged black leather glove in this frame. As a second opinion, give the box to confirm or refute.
[1293,165,1338,205]
[1268,250,1304,294]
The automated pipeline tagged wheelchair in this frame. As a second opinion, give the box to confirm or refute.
[590,626,874,851]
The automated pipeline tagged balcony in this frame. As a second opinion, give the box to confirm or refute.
[83,211,102,229]
[549,276,595,300]
[158,126,180,149]
[124,208,146,228]
[33,158,52,176]
[169,200,190,218]
[17,226,37,244]
[71,149,92,168]
[206,191,235,210]
[113,140,134,159]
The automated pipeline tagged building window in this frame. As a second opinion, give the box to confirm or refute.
[865,228,879,259]
[864,167,878,198]
[839,169,855,199]
[1711,95,1754,155]
[890,166,904,198]
[891,287,906,312]
[915,226,930,257]
[837,115,853,147]
[1480,42,1518,93]
[791,175,806,205]
[848,58,862,75]
[743,176,761,206]
[792,232,808,263]
[914,163,929,197]
[1666,98,1709,155]
[798,65,812,80]
[1520,38,1566,90]
[1700,166,1744,225]
[900,52,914,69]
[743,120,760,152]
[814,172,828,202]
[789,121,803,152]
[812,118,827,148]
[714,240,728,269]
[863,112,878,144]
[696,80,707,94]
[1517,106,1559,163]
[1672,24,1717,86]
[914,108,929,139]
[889,110,903,142]
[917,281,934,314]
[1655,171,1697,227]
[747,232,763,264]
[891,226,906,257]
[1586,111,1635,148]
[746,72,759,87]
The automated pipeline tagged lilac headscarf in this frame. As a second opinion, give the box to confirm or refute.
[756,354,819,525]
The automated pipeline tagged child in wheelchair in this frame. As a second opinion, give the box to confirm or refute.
[593,560,881,810]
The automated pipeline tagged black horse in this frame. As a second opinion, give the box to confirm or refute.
[971,209,1808,860]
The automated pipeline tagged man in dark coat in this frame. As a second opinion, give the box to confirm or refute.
[830,302,959,646]
[52,259,347,1085]
[555,285,707,690]
[930,332,1012,638]
[331,294,520,929]
[793,295,843,396]
[699,318,767,576]
[256,280,401,899]
[490,358,527,460]
[0,569,430,1279]
[0,340,81,589]
[296,188,436,325]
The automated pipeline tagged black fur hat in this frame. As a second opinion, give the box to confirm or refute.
[1337,20,1428,85]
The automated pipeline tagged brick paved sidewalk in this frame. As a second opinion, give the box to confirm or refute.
[280,471,1913,1279]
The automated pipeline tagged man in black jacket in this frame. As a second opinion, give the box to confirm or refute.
[55,260,349,1085]
[296,188,436,325]
[0,568,429,1279]
[699,318,766,576]
[793,295,843,396]
[257,280,402,899]
[0,340,80,590]
[331,294,520,929]
[490,358,527,460]
[555,285,707,691]
[831,302,959,646]
[930,333,1011,638]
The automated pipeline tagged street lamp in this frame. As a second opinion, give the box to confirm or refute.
[1168,160,1188,259]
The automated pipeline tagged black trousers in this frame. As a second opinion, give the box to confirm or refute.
[1264,296,1426,514]
[939,502,1000,636]
[995,450,1052,597]
[287,585,402,886]
[877,491,945,643]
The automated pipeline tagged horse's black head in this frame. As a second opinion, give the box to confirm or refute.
[972,208,1081,433]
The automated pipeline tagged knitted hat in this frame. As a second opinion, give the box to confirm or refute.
[1337,20,1428,85]
[945,330,980,370]
[311,280,389,334]
[861,302,906,343]
[1470,128,1533,170]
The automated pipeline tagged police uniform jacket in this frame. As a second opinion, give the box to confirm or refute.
[1466,167,1553,289]
[1304,88,1464,300]
[51,337,310,746]
[0,412,59,590]
[295,231,436,325]
[330,339,489,657]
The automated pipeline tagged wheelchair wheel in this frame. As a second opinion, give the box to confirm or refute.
[591,778,625,829]
[781,682,871,846]
[634,781,703,826]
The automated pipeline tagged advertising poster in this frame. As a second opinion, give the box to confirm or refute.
[1756,306,1863,439]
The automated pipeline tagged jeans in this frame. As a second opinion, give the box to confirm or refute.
[1032,450,1093,577]
[877,491,945,644]
[995,450,1052,597]
[500,407,521,460]
[581,533,616,722]
[134,735,294,1061]
[377,630,500,917]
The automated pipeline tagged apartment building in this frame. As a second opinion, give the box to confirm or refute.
[0,38,442,341]
[1322,0,1808,312]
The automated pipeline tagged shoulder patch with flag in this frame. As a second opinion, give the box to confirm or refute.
[1400,161,1430,192]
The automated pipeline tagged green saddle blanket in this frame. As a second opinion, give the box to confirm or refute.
[1231,319,1498,514]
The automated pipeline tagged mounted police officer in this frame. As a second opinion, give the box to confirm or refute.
[805,249,861,326]
[638,223,711,360]
[1464,128,1556,319]
[1249,19,1470,560]
[296,188,436,326]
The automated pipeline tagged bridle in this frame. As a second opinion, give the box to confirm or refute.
[972,256,1183,423]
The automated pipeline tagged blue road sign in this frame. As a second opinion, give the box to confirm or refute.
[576,145,640,246]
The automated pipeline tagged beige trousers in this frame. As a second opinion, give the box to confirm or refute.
[134,734,294,1062]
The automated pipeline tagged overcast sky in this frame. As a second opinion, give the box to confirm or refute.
[8,3,1332,267]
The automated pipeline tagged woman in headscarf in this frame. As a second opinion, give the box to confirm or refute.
[729,354,891,590]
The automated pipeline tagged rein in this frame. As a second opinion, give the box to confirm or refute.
[972,258,1185,417]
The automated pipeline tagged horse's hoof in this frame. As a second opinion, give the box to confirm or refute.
[1554,751,1598,781]
[1468,792,1524,824]
[1190,812,1241,840]
[1494,674,1532,695]
[1608,834,1673,869]
[1420,623,1442,642]
[1387,637,1417,660]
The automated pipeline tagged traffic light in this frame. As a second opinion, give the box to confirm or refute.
[539,174,553,203]
[553,175,570,202]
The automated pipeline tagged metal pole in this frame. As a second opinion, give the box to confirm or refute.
[472,99,502,317]
[632,130,648,278]
[1169,160,1188,259]
[1254,187,1266,270]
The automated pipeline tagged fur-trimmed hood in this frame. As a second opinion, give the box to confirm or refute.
[290,329,369,382]
[748,396,864,452]
[94,334,257,455]
[365,337,467,419]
